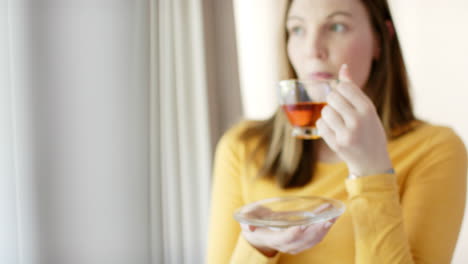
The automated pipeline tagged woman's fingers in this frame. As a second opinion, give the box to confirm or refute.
[283,221,335,254]
[272,226,310,254]
[326,90,357,128]
[336,82,374,115]
[244,205,274,218]
[241,214,340,255]
[316,65,392,176]
[321,105,347,133]
[242,221,336,255]
[337,64,374,114]
[316,118,337,151]
[338,64,352,83]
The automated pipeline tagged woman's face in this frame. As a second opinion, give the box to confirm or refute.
[287,0,379,88]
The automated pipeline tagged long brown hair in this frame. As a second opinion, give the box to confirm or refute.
[240,0,416,189]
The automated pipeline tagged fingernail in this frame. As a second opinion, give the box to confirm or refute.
[339,64,350,82]
[240,223,248,230]
[339,64,347,75]
[324,222,332,229]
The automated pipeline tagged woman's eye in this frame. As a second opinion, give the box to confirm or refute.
[330,23,346,33]
[289,26,304,36]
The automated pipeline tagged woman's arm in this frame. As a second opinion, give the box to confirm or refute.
[317,65,467,263]
[346,128,467,263]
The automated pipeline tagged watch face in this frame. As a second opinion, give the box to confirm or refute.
[347,168,395,180]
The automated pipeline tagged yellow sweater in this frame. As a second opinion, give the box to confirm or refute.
[207,121,467,264]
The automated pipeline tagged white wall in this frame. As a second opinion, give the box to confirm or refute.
[233,0,281,120]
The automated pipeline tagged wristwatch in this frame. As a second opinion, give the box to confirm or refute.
[347,168,395,180]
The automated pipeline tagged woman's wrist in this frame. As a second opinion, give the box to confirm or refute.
[253,245,278,257]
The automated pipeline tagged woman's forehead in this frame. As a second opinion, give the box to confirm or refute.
[288,0,365,20]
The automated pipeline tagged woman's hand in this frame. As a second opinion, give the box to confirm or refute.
[316,64,393,176]
[239,204,338,256]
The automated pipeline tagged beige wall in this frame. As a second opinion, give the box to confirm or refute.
[390,1,468,263]
[391,0,468,144]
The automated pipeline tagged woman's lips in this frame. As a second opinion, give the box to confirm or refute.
[308,72,334,80]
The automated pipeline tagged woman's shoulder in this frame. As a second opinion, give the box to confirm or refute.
[215,119,265,150]
[392,120,466,154]
[410,121,462,141]
[218,120,256,142]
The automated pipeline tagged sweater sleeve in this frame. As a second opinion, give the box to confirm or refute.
[345,128,467,264]
[206,126,280,264]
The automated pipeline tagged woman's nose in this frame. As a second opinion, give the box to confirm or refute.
[306,32,328,60]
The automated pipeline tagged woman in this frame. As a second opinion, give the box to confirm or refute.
[207,0,467,263]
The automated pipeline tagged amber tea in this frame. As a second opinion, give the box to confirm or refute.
[278,80,333,139]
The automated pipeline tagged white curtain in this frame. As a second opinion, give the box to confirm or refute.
[1,0,213,263]
[1,2,20,262]
[150,0,212,263]
[1,1,42,262]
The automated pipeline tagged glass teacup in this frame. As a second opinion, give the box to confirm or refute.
[278,79,337,139]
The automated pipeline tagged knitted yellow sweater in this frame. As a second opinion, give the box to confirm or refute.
[207,121,467,264]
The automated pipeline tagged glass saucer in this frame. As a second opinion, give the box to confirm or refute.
[233,196,345,229]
